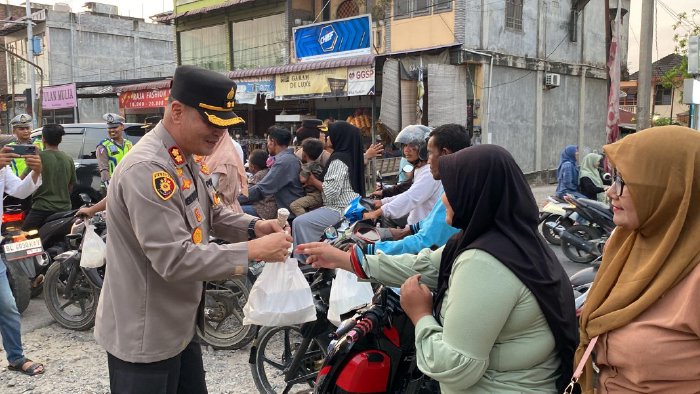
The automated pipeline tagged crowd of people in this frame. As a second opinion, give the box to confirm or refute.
[1,64,698,394]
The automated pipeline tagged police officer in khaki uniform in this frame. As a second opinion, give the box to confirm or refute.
[94,65,292,393]
[96,113,133,191]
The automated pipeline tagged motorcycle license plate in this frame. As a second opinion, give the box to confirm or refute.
[3,238,43,261]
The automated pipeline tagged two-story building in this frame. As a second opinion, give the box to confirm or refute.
[0,2,174,127]
[125,0,628,173]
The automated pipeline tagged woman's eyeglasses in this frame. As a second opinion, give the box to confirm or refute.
[611,173,625,196]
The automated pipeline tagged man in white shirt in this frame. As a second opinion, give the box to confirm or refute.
[0,146,44,376]
[364,125,441,226]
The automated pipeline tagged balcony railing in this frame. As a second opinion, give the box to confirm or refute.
[620,105,637,113]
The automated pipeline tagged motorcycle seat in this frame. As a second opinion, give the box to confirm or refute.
[44,210,79,223]
[576,199,613,220]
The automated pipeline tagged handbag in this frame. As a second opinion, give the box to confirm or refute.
[563,336,599,394]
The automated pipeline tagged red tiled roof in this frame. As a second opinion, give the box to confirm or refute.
[629,53,684,80]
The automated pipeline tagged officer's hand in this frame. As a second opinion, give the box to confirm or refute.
[75,206,95,219]
[24,153,42,174]
[0,147,20,167]
[248,232,292,262]
[255,219,285,237]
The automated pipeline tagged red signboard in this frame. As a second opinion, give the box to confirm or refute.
[119,88,170,109]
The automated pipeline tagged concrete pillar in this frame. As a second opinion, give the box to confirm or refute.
[578,67,587,151]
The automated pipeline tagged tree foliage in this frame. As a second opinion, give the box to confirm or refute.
[661,8,699,90]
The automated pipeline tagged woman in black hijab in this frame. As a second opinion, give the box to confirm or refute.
[293,122,365,262]
[321,121,365,196]
[297,144,577,393]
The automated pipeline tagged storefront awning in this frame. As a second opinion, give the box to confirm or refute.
[225,54,375,79]
[160,0,254,22]
[116,80,171,94]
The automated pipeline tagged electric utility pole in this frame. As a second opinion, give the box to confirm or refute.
[636,0,654,131]
[26,1,36,128]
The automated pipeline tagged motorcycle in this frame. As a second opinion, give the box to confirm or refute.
[43,211,105,330]
[547,196,615,264]
[249,213,435,394]
[1,227,46,313]
[539,196,574,245]
[195,246,263,351]
[1,194,88,305]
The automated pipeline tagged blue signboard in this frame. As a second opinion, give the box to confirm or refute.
[294,14,372,62]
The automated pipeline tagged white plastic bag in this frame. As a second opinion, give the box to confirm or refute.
[80,224,106,268]
[327,269,374,326]
[243,257,316,326]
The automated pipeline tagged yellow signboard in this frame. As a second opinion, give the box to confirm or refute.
[275,68,348,99]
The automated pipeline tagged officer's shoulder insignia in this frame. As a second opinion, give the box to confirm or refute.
[200,163,210,175]
[194,207,203,223]
[192,227,203,244]
[98,146,105,154]
[168,146,185,166]
[176,168,184,178]
[212,192,221,206]
[182,178,192,190]
[152,171,177,201]
[194,155,203,164]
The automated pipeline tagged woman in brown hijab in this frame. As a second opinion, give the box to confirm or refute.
[200,132,248,214]
[576,125,700,393]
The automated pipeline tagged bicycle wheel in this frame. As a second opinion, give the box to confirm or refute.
[250,325,327,394]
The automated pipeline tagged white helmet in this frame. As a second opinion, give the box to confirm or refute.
[394,124,431,161]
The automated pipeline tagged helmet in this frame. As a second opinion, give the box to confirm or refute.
[394,124,431,161]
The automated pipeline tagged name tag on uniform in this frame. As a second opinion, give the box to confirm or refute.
[109,145,118,154]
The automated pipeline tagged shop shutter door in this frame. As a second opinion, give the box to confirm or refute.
[379,59,400,137]
[428,64,468,127]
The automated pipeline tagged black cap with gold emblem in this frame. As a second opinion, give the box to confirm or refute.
[170,65,245,128]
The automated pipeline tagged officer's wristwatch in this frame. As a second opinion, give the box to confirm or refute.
[248,218,260,240]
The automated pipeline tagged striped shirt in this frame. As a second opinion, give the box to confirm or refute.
[322,160,359,213]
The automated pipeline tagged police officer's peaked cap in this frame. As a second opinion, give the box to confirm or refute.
[301,119,328,132]
[103,113,125,127]
[169,65,244,128]
[10,113,32,128]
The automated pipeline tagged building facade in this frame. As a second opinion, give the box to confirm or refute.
[1,2,175,127]
[160,0,629,173]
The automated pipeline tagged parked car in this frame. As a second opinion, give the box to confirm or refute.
[30,123,145,207]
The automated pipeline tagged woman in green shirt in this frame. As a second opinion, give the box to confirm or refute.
[297,145,578,393]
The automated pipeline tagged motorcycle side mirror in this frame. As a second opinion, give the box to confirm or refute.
[79,193,92,205]
[323,226,338,240]
[402,164,414,173]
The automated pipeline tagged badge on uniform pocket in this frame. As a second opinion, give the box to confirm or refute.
[152,171,177,201]
[192,227,203,244]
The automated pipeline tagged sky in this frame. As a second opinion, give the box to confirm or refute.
[10,0,699,73]
[627,0,698,72]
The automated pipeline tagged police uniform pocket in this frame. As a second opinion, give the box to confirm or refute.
[186,202,205,245]
[185,202,205,229]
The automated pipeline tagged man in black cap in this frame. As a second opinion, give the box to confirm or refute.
[94,65,292,393]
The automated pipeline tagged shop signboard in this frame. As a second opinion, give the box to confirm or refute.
[275,68,348,100]
[347,65,375,96]
[119,88,170,109]
[42,83,77,110]
[236,79,275,105]
[293,15,372,62]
